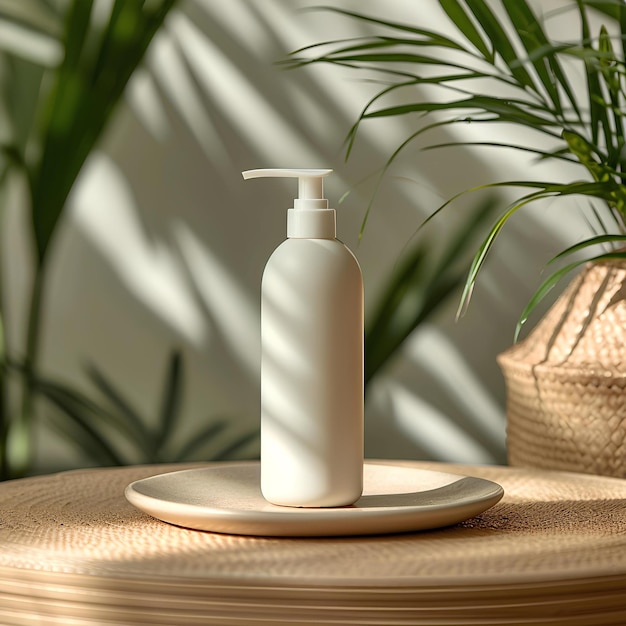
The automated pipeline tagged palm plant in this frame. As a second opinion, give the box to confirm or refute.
[0,1,261,479]
[364,196,496,388]
[34,351,258,467]
[0,1,177,477]
[287,0,626,340]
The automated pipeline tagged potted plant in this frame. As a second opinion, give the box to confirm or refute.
[288,0,626,477]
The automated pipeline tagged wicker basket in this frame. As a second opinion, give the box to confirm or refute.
[498,258,626,478]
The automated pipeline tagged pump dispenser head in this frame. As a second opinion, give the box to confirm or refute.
[242,168,336,239]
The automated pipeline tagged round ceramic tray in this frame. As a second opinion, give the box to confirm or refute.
[125,462,503,536]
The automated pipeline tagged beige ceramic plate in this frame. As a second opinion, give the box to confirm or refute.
[125,462,503,537]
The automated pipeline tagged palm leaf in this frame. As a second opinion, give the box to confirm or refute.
[585,0,625,22]
[440,0,493,60]
[461,0,537,91]
[308,6,470,50]
[154,350,184,455]
[351,99,566,237]
[502,0,576,120]
[173,419,229,462]
[619,0,626,64]
[365,247,430,385]
[30,0,176,264]
[86,364,152,448]
[576,0,613,150]
[33,376,137,442]
[457,179,625,316]
[421,140,578,163]
[516,250,626,340]
[362,95,563,130]
[597,25,624,168]
[547,233,626,262]
[0,144,25,173]
[365,197,497,385]
[39,384,126,466]
[212,430,259,461]
[343,72,504,160]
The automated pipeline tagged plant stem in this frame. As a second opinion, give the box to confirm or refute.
[8,262,46,477]
[0,313,8,481]
[0,171,9,480]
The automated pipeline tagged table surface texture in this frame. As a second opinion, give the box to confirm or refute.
[1,460,625,625]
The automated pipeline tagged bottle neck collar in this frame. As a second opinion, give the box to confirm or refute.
[287,208,336,239]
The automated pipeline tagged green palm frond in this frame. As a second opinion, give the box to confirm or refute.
[30,0,177,264]
[365,196,497,386]
[287,0,626,336]
[36,351,257,468]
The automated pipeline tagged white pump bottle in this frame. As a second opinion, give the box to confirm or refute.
[242,168,364,508]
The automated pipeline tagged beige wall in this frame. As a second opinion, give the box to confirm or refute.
[5,0,593,470]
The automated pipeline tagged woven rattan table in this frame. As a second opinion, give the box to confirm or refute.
[1,460,626,625]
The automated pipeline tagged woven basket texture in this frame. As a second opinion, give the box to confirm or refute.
[498,258,626,478]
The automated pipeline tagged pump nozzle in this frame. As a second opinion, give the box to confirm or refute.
[242,169,332,209]
[242,168,336,239]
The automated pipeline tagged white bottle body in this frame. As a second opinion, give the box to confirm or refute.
[261,238,364,507]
